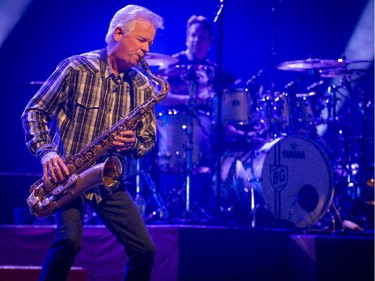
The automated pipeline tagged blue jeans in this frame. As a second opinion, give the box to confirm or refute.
[38,189,156,281]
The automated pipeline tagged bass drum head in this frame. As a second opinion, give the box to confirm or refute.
[234,135,334,228]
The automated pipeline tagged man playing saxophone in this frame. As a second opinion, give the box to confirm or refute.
[21,5,163,281]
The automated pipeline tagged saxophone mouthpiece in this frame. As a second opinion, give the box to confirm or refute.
[138,57,151,74]
[138,55,170,99]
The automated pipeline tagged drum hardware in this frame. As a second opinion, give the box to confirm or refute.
[128,158,169,222]
[184,69,197,214]
[183,65,210,216]
[268,76,329,139]
[156,64,215,221]
[81,157,170,224]
[245,69,265,87]
[323,70,374,231]
[271,56,373,231]
[255,91,284,139]
[306,80,324,91]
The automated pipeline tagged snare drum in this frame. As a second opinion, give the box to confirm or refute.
[220,135,334,228]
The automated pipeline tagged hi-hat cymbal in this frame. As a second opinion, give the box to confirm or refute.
[277,58,346,71]
[144,53,179,67]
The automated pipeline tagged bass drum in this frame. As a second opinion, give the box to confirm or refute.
[220,135,334,228]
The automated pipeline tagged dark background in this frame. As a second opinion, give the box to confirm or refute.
[0,0,373,224]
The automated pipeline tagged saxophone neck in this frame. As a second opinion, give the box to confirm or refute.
[138,57,170,101]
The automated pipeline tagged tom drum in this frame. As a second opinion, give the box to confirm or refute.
[221,88,269,140]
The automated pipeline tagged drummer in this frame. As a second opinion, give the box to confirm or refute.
[158,15,235,108]
[155,15,237,220]
[156,15,218,176]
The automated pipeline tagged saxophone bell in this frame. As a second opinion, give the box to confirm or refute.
[28,156,123,218]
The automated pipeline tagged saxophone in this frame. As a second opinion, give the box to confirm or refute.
[27,58,170,218]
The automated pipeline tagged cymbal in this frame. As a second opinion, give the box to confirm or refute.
[144,53,179,67]
[319,68,369,78]
[277,58,346,71]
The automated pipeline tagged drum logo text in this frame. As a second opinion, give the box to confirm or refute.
[282,143,306,160]
[270,165,288,190]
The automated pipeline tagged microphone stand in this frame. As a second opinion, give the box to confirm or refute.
[213,0,226,219]
[270,0,279,93]
[184,66,199,217]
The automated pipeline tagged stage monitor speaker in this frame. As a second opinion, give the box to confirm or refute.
[290,235,374,281]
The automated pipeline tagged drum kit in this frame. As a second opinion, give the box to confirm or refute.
[135,53,373,230]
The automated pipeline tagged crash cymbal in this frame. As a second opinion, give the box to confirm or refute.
[319,68,369,78]
[277,58,346,71]
[144,53,179,67]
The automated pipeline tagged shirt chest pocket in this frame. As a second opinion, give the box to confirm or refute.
[72,96,101,124]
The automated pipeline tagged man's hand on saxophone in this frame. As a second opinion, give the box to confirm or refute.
[113,130,138,153]
[41,152,70,186]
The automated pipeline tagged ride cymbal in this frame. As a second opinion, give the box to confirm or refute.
[277,58,346,71]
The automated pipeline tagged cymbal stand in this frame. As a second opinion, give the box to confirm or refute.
[334,78,361,199]
[183,66,199,215]
[142,168,170,222]
[324,84,339,160]
[325,76,369,229]
[134,158,169,221]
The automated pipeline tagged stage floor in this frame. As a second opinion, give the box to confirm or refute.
[0,224,373,281]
